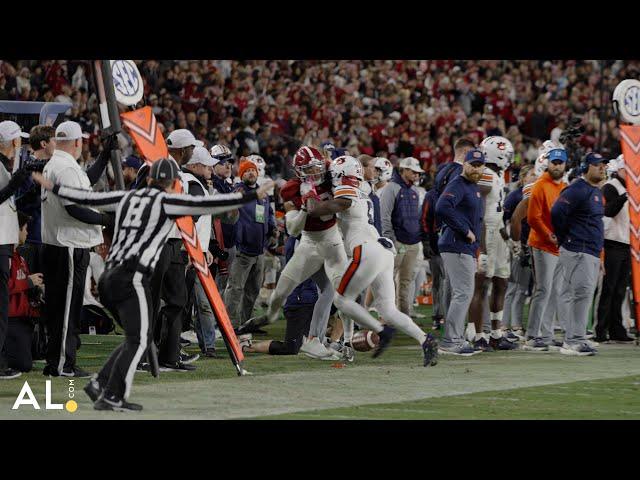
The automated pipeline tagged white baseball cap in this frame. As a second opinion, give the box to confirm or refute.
[398,157,425,173]
[54,121,89,141]
[0,120,29,142]
[186,146,215,167]
[166,129,204,149]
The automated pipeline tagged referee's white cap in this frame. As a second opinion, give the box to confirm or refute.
[0,120,29,142]
[54,121,89,141]
[166,129,204,149]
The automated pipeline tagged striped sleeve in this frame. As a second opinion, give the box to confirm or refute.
[53,185,126,212]
[333,185,359,199]
[162,190,256,217]
[477,168,494,188]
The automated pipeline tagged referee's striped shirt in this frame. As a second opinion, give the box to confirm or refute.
[50,184,257,272]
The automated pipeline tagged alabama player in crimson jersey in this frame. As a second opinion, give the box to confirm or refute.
[305,155,439,367]
[238,146,349,360]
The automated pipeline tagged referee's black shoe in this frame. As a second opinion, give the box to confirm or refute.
[94,395,143,412]
[84,375,103,403]
[372,325,395,359]
[42,364,60,376]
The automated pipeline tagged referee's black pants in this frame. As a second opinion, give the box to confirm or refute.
[98,265,153,400]
[596,240,631,340]
[43,244,89,374]
[151,239,187,364]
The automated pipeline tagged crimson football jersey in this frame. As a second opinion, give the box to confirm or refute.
[281,178,336,231]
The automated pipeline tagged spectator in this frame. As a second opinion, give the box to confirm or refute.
[5,212,43,373]
[210,144,239,291]
[223,161,275,328]
[181,147,219,357]
[595,155,634,342]
[122,155,143,189]
[0,120,30,379]
[379,157,424,316]
[16,126,56,275]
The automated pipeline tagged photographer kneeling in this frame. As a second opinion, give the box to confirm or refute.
[5,213,44,373]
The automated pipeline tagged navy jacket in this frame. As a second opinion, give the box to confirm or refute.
[433,161,463,230]
[284,236,318,309]
[388,170,422,244]
[434,161,463,196]
[503,186,530,243]
[369,189,382,235]
[551,178,604,258]
[233,181,275,256]
[435,174,483,257]
[212,174,237,248]
[420,188,440,255]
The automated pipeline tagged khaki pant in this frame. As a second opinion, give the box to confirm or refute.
[393,241,422,315]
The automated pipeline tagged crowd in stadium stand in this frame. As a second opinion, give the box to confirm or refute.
[1,60,637,183]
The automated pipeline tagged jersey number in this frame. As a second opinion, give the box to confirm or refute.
[122,197,151,228]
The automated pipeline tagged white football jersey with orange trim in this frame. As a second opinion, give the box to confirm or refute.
[333,182,379,254]
[479,167,505,226]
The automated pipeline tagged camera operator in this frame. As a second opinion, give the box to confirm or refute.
[41,121,117,378]
[0,120,30,379]
[15,125,56,274]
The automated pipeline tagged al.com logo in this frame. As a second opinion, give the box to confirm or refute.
[12,380,78,413]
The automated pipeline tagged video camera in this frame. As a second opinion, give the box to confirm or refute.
[559,116,586,171]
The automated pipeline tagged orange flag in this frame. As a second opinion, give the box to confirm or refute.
[619,124,640,335]
[120,107,246,373]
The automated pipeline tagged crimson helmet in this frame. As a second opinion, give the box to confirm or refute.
[293,146,328,184]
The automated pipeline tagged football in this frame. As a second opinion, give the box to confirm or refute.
[351,330,380,352]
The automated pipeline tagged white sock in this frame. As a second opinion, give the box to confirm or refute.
[474,333,484,342]
[341,312,354,344]
[490,311,504,322]
[490,329,503,339]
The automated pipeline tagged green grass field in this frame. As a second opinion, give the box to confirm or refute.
[1,304,639,420]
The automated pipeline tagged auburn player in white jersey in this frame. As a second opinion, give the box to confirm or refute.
[305,155,438,367]
[467,136,518,351]
[238,146,348,360]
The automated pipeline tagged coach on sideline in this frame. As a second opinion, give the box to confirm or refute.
[41,121,116,377]
[551,152,608,356]
[435,149,485,356]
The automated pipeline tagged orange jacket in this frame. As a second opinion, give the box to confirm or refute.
[527,172,567,255]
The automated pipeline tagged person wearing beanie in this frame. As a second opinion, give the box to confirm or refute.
[223,161,276,328]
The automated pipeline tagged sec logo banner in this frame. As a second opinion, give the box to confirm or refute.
[613,79,640,125]
[111,60,144,107]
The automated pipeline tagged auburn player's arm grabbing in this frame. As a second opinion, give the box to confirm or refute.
[306,196,351,217]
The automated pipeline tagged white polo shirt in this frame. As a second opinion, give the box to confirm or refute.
[41,149,103,248]
[0,159,18,246]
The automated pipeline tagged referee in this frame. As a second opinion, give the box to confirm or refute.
[32,159,272,411]
[41,121,116,377]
